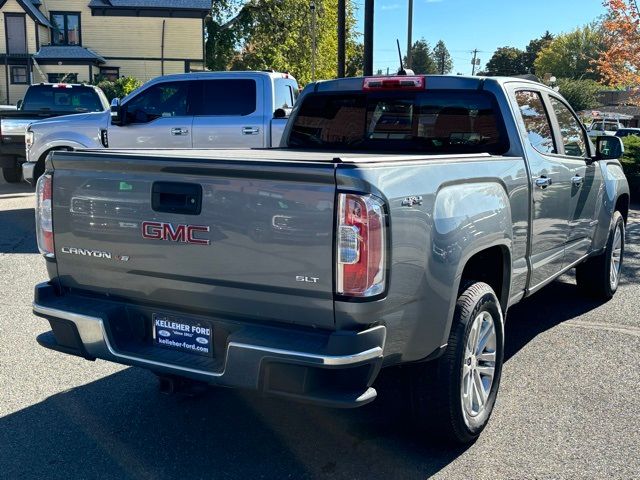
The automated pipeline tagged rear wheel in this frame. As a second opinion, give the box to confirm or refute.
[576,211,625,300]
[407,282,504,444]
[2,165,22,183]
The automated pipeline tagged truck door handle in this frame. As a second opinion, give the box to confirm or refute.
[171,128,189,136]
[242,127,260,135]
[535,176,552,189]
[571,175,583,186]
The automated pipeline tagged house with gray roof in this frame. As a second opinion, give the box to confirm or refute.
[0,0,212,103]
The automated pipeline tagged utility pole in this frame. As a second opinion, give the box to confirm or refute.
[337,0,346,77]
[311,1,317,82]
[406,0,413,69]
[440,49,445,75]
[471,49,479,76]
[364,0,374,76]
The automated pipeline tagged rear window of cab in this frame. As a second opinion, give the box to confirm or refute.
[288,90,509,154]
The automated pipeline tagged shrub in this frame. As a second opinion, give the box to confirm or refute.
[555,78,604,112]
[93,76,142,102]
[621,135,640,177]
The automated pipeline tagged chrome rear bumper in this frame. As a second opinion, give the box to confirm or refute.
[33,282,385,408]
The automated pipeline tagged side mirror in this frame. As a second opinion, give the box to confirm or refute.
[595,135,624,161]
[16,99,23,110]
[273,108,288,119]
[110,98,124,126]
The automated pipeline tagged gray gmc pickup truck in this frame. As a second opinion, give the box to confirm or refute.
[32,75,630,444]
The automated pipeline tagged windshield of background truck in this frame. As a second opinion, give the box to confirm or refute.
[591,121,619,131]
[289,90,508,154]
[23,86,104,112]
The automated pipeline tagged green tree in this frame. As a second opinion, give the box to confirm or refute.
[207,0,359,85]
[534,24,606,80]
[205,0,254,71]
[433,40,453,74]
[523,31,554,73]
[346,42,364,77]
[555,78,604,112]
[405,39,437,74]
[94,76,142,101]
[485,47,527,76]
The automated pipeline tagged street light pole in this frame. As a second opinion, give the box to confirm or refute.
[406,0,413,69]
[364,0,374,76]
[337,0,346,77]
[311,1,317,82]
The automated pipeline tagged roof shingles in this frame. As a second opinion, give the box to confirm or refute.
[88,0,212,10]
[34,46,106,64]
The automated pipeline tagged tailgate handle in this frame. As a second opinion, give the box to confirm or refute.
[152,182,202,215]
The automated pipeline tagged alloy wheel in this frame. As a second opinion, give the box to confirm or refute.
[461,311,497,422]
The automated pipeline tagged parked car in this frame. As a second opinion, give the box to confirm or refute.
[0,83,108,183]
[587,118,622,138]
[615,127,640,138]
[23,71,299,184]
[32,75,629,444]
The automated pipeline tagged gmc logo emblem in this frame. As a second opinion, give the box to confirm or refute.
[142,221,210,245]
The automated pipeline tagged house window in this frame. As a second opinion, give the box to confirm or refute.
[98,67,120,82]
[51,12,81,46]
[48,73,78,84]
[10,66,28,84]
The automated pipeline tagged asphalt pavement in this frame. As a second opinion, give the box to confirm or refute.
[0,176,639,480]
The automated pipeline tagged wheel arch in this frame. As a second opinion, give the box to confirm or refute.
[457,244,512,312]
[615,193,629,224]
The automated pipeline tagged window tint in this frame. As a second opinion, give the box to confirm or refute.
[23,85,103,112]
[47,73,78,83]
[515,91,556,155]
[125,81,190,123]
[549,97,587,157]
[289,90,507,154]
[194,79,256,116]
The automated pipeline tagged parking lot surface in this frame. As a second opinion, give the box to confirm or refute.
[1,177,639,480]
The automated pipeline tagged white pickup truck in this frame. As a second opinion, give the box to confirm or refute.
[23,71,299,183]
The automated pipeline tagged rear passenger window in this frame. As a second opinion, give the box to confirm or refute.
[197,79,256,116]
[549,97,587,158]
[515,91,556,155]
[274,81,295,110]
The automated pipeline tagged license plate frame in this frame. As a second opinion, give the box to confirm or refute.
[152,313,213,357]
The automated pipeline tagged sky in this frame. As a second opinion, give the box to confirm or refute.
[354,0,607,75]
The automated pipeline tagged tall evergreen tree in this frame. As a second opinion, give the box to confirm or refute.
[405,39,437,74]
[433,40,453,74]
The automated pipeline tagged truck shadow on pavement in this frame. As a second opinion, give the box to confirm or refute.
[0,208,37,254]
[0,276,632,480]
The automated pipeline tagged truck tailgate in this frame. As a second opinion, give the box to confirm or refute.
[50,152,336,329]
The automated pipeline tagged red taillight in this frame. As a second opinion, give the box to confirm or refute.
[36,173,54,257]
[337,193,386,297]
[363,76,426,91]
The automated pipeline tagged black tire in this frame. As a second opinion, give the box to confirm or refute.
[407,282,504,444]
[32,160,45,185]
[34,148,72,184]
[2,165,22,183]
[576,211,625,301]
